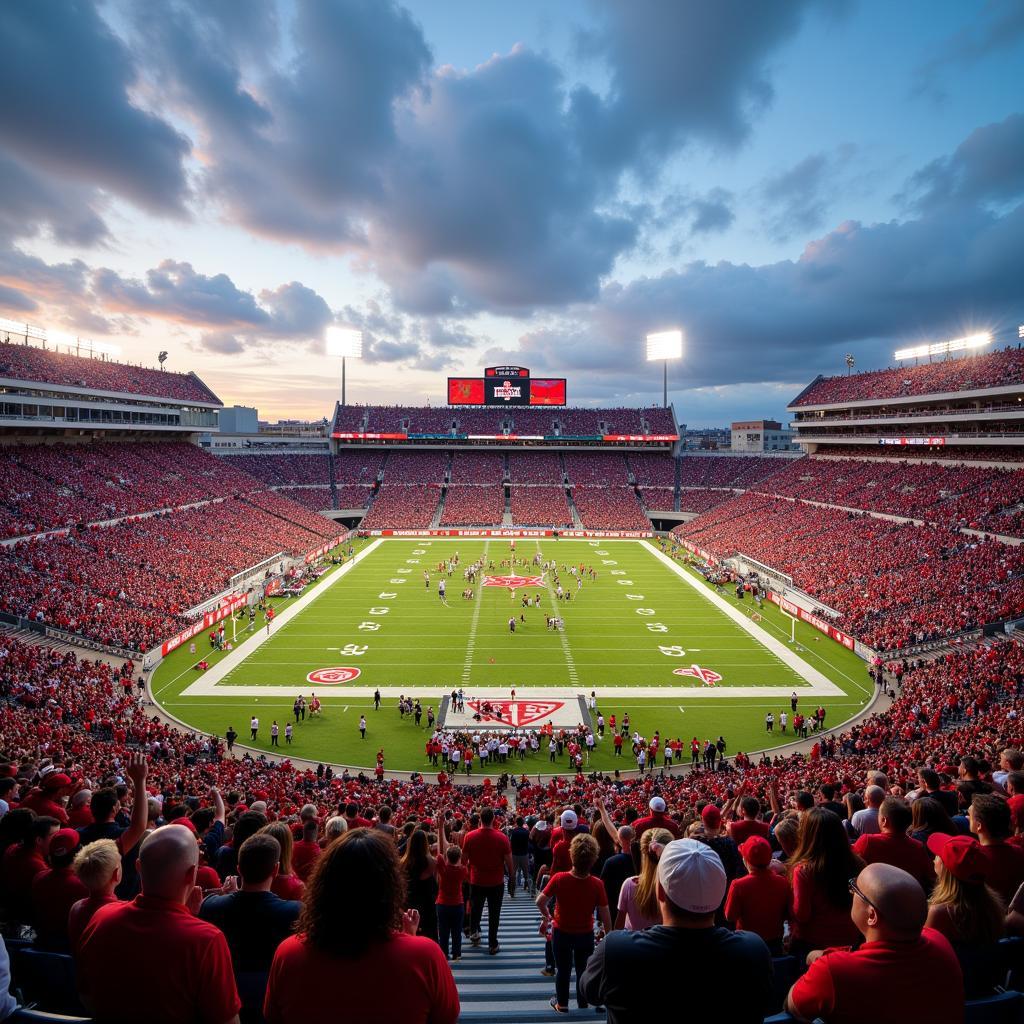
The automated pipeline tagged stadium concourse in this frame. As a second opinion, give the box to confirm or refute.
[5,342,1024,1022]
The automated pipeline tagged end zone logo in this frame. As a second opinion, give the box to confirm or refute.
[673,665,722,686]
[466,700,564,727]
[307,667,361,685]
[482,574,545,588]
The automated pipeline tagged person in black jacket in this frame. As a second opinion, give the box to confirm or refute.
[580,839,772,1024]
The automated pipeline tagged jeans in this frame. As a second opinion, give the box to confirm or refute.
[470,883,504,948]
[437,903,464,959]
[552,928,595,1008]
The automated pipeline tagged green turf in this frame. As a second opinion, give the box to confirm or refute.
[153,538,874,773]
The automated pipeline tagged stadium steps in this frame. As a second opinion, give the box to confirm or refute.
[454,893,605,1023]
[432,487,447,528]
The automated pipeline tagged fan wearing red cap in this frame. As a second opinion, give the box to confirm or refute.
[21,772,73,825]
[31,827,88,947]
[924,832,1005,980]
[723,836,791,954]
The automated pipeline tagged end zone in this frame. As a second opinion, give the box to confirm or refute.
[439,692,589,731]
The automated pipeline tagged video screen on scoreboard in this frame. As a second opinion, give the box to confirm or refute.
[448,378,486,405]
[529,378,567,405]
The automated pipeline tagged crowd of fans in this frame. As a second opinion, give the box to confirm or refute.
[4,629,1024,1020]
[573,488,650,532]
[361,486,442,530]
[0,495,336,651]
[793,346,1024,407]
[0,442,259,538]
[274,487,334,513]
[439,487,504,527]
[218,455,331,487]
[380,451,450,484]
[563,453,631,487]
[676,493,1024,651]
[509,487,573,527]
[507,452,564,484]
[0,341,221,404]
[333,451,385,486]
[677,455,791,489]
[449,452,505,485]
[676,488,735,514]
[756,455,1024,537]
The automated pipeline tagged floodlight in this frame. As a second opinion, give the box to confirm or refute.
[326,326,364,406]
[1018,325,1023,340]
[895,332,991,361]
[646,329,683,362]
[325,326,363,358]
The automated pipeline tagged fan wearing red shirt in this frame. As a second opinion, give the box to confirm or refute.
[77,824,241,1024]
[726,797,771,845]
[435,817,470,961]
[853,797,935,890]
[536,833,612,1013]
[968,795,1024,904]
[462,807,513,955]
[787,863,963,1024]
[343,801,374,831]
[68,838,123,952]
[31,828,88,949]
[724,836,791,955]
[0,811,60,922]
[264,829,458,1024]
[291,819,322,882]
[632,796,682,842]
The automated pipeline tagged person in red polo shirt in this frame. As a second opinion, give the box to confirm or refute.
[968,795,1024,904]
[724,836,791,955]
[291,819,322,882]
[77,824,241,1024]
[31,828,87,950]
[462,807,513,955]
[786,863,963,1024]
[726,796,771,846]
[631,796,682,842]
[853,797,935,890]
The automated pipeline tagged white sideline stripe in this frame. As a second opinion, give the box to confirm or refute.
[640,541,844,696]
[179,539,384,697]
[174,684,846,699]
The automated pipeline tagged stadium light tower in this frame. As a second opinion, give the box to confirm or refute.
[325,327,363,406]
[646,329,683,408]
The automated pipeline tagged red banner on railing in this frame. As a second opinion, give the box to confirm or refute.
[369,528,653,538]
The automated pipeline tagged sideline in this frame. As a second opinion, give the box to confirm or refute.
[176,539,383,697]
[641,541,844,696]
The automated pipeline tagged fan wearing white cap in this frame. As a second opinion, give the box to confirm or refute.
[630,795,681,845]
[579,839,773,1023]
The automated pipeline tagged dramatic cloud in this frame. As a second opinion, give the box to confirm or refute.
[0,1,190,214]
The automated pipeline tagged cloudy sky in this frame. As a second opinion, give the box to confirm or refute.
[1,0,1021,424]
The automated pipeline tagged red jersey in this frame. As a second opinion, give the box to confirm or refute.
[462,826,511,887]
[724,869,790,943]
[435,858,469,906]
[543,872,607,934]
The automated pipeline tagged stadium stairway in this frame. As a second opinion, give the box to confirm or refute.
[455,895,605,1023]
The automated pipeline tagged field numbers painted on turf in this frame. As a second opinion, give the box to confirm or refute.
[389,578,407,584]
[339,644,369,656]
[406,559,420,564]
[625,594,645,601]
[601,559,617,566]
[588,541,599,547]
[358,622,381,631]
[412,549,426,555]
[635,608,656,616]
[595,549,608,555]
[616,579,634,586]
[646,623,669,633]
[368,607,390,615]
[658,645,687,657]
[379,592,397,600]
[611,570,626,576]
[396,567,412,574]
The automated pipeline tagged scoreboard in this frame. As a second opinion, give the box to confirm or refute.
[447,366,566,406]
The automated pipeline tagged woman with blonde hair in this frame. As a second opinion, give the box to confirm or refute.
[926,833,1005,997]
[613,827,673,930]
[261,821,305,900]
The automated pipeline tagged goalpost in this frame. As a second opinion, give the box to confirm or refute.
[781,604,797,644]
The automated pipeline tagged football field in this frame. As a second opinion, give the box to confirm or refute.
[153,538,874,773]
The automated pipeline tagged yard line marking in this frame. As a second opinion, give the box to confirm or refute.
[538,541,579,688]
[462,540,489,684]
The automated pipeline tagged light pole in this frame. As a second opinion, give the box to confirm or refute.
[645,330,683,408]
[325,327,363,406]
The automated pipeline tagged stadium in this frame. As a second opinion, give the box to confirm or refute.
[1,3,1023,1024]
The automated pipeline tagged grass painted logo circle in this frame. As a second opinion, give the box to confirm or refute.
[307,667,361,685]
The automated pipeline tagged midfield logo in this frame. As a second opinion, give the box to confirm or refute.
[672,665,723,686]
[482,575,545,588]
[466,700,565,727]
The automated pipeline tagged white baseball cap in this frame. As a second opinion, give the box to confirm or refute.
[657,839,727,914]
[649,796,667,812]
[560,810,578,829]
[535,820,548,831]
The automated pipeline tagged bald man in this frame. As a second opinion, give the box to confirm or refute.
[77,825,240,1024]
[786,863,963,1024]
